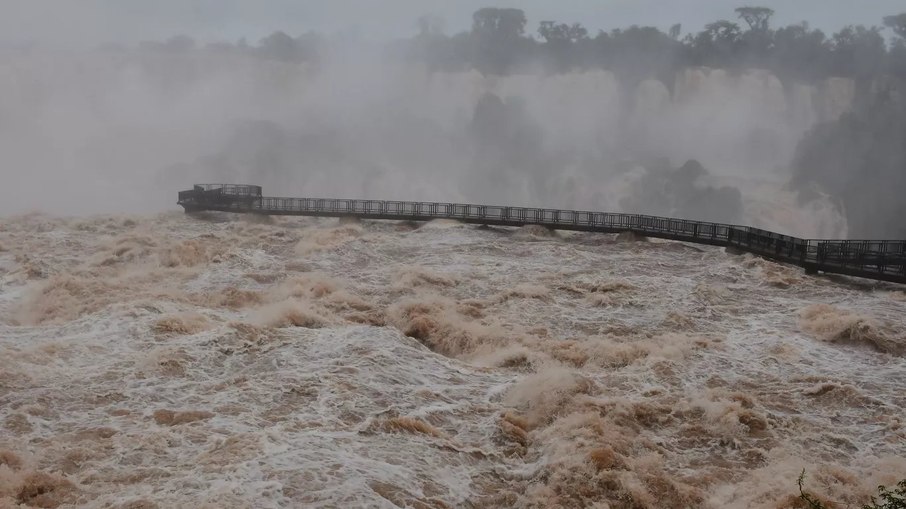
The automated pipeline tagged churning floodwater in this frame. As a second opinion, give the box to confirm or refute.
[0,211,904,508]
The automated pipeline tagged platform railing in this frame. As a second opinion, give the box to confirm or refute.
[177,184,906,284]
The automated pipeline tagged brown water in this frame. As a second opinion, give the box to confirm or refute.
[0,212,904,508]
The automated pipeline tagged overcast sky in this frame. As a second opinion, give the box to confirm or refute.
[2,0,903,48]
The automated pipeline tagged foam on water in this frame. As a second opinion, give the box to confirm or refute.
[0,211,904,508]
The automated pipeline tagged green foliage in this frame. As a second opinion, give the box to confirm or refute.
[538,21,588,43]
[883,13,906,39]
[472,7,527,38]
[865,480,906,509]
[771,22,828,81]
[403,5,906,81]
[470,8,533,74]
[735,6,775,32]
[798,470,829,509]
[537,21,590,72]
[798,470,906,509]
[132,6,906,83]
[257,31,297,62]
[687,20,742,68]
[830,25,887,78]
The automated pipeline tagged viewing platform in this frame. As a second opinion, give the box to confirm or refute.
[178,184,906,285]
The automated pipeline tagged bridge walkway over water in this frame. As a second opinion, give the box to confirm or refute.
[178,184,906,285]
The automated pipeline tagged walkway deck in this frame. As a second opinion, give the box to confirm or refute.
[178,184,906,285]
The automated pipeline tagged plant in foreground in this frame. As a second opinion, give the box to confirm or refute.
[798,469,906,509]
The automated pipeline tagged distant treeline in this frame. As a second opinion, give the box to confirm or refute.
[126,7,906,85]
[405,7,906,85]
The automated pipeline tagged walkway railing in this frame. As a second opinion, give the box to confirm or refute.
[177,184,906,285]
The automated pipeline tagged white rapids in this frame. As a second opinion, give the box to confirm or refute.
[0,211,904,508]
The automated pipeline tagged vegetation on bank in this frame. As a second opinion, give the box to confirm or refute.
[799,470,906,509]
[121,7,906,87]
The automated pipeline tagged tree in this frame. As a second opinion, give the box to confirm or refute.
[538,21,587,43]
[772,23,829,82]
[883,13,906,39]
[591,26,682,87]
[706,20,743,42]
[798,471,906,509]
[470,8,531,74]
[735,6,775,32]
[732,7,775,66]
[472,8,527,39]
[537,21,589,71]
[669,24,682,40]
[598,25,682,87]
[258,31,299,62]
[830,25,886,79]
[687,21,741,68]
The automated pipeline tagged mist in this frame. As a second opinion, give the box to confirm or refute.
[1,6,904,238]
[3,6,906,508]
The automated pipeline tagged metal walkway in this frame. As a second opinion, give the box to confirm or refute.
[178,184,906,285]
